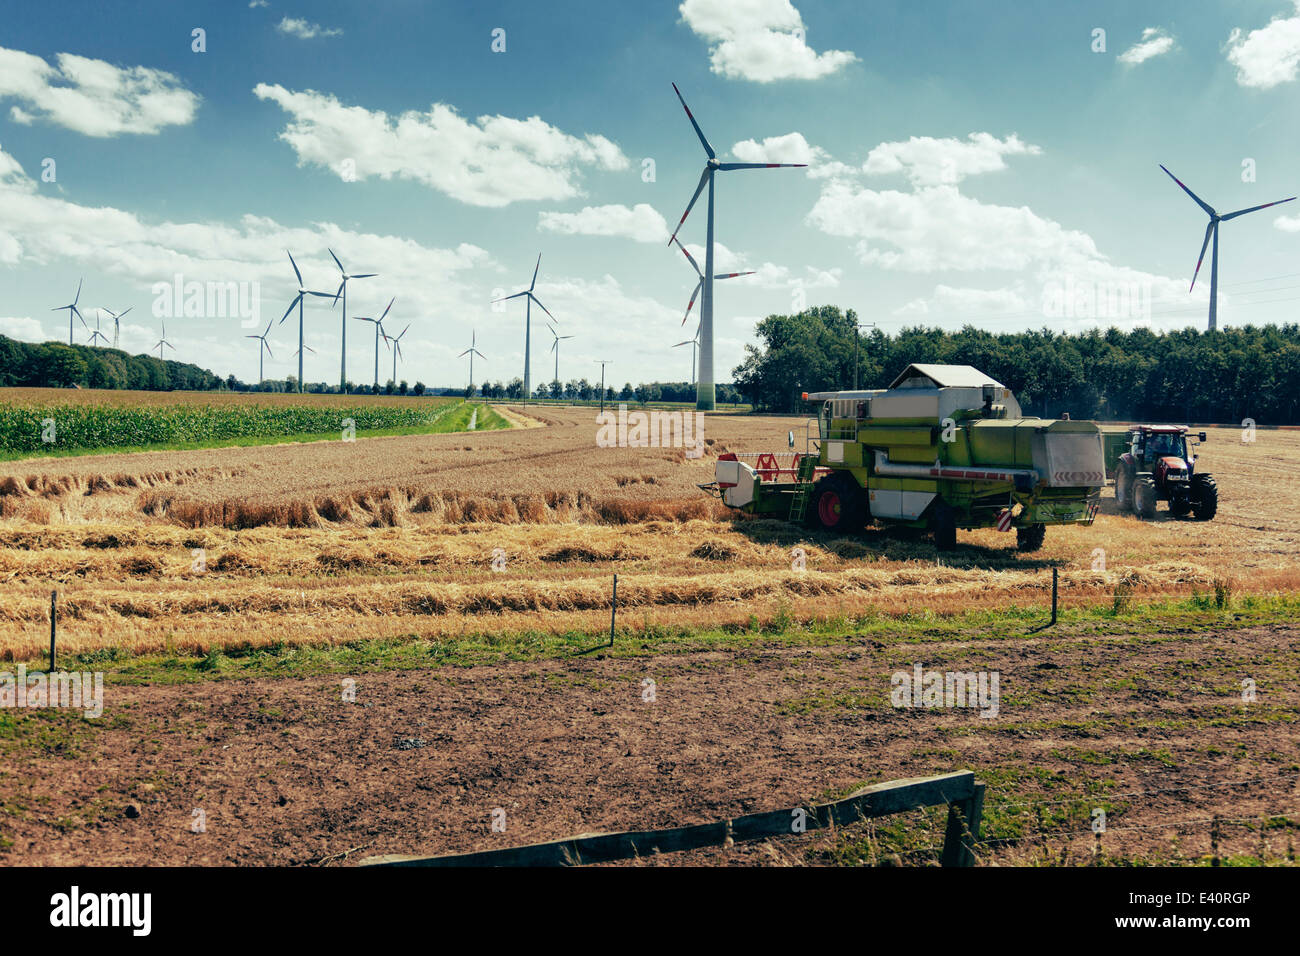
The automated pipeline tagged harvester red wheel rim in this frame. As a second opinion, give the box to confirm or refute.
[818,490,842,526]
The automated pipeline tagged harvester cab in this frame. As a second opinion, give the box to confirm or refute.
[707,364,1105,552]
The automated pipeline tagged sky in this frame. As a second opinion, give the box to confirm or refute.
[3,0,1300,390]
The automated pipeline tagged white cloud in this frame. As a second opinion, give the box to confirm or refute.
[538,203,667,242]
[253,84,629,207]
[1275,213,1300,231]
[249,1,269,8]
[0,45,199,136]
[895,284,1030,316]
[0,316,46,341]
[863,133,1041,187]
[1118,27,1177,66]
[1226,2,1300,88]
[679,0,856,82]
[731,131,827,166]
[276,17,342,39]
[0,151,494,374]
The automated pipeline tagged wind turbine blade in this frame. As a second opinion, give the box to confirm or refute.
[1190,220,1214,292]
[715,271,756,280]
[263,342,273,358]
[328,248,344,273]
[379,297,394,321]
[397,324,409,340]
[550,340,557,353]
[263,320,272,337]
[717,162,806,170]
[74,306,86,328]
[73,278,82,305]
[1159,165,1215,217]
[668,167,710,245]
[671,83,715,159]
[459,348,471,358]
[1221,196,1297,220]
[559,335,574,340]
[287,250,303,287]
[245,334,260,340]
[673,339,693,348]
[530,254,541,291]
[351,273,377,279]
[118,307,132,319]
[529,294,555,322]
[332,280,345,305]
[683,279,702,325]
[673,236,703,277]
[280,294,302,323]
[492,291,529,303]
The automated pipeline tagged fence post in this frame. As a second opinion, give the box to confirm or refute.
[940,782,985,867]
[609,574,618,647]
[49,590,57,672]
[1050,567,1058,625]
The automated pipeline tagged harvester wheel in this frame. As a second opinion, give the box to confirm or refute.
[931,502,957,551]
[1016,524,1046,552]
[810,473,865,532]
[1115,466,1134,512]
[1133,475,1158,520]
[1191,474,1218,521]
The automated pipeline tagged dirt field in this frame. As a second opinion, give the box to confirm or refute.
[0,409,1297,659]
[2,620,1296,866]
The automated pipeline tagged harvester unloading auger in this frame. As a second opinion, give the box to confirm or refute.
[703,364,1105,551]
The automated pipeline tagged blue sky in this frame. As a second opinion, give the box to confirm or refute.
[3,0,1300,389]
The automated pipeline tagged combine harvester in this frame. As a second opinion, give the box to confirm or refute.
[708,365,1105,551]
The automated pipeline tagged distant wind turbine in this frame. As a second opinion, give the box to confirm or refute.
[245,320,274,383]
[278,250,333,392]
[458,330,486,390]
[674,324,701,385]
[326,248,376,392]
[153,320,175,360]
[547,324,574,388]
[106,307,131,349]
[353,296,393,390]
[87,310,110,347]
[52,279,86,345]
[492,255,555,402]
[386,323,410,384]
[667,82,804,409]
[1160,164,1296,330]
[671,236,754,326]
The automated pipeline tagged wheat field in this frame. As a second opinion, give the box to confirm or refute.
[1,406,1297,659]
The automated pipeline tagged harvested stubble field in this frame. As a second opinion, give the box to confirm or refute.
[0,404,1298,867]
[0,411,1298,659]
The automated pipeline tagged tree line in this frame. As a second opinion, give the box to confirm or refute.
[731,306,1300,423]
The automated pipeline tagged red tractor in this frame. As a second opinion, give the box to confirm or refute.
[1111,425,1217,521]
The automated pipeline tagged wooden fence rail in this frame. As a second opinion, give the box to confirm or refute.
[362,769,984,868]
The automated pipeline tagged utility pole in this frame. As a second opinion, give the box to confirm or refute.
[595,360,611,414]
[854,320,877,391]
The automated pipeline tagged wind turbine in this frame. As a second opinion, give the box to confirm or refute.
[52,279,86,345]
[245,320,274,383]
[326,249,376,392]
[459,330,486,390]
[667,83,805,409]
[386,323,410,385]
[671,236,754,326]
[87,310,110,347]
[547,324,574,390]
[1160,164,1296,330]
[278,250,333,392]
[153,320,174,360]
[674,324,701,385]
[106,307,131,348]
[353,296,393,390]
[492,255,555,403]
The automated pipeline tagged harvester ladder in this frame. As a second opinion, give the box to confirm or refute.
[788,455,818,523]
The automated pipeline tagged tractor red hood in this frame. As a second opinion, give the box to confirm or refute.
[1157,456,1188,474]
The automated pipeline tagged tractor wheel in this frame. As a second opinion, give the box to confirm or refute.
[1191,475,1218,521]
[1133,475,1158,520]
[1016,524,1047,552]
[1169,493,1192,518]
[810,472,865,533]
[1115,466,1134,513]
[931,501,957,551]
